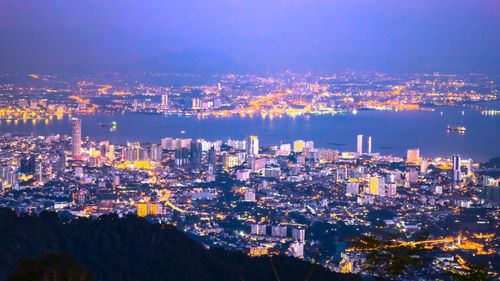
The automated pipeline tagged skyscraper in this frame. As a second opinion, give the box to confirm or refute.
[72,118,82,157]
[367,136,372,154]
[161,93,169,110]
[207,146,216,166]
[246,136,259,157]
[357,134,363,154]
[190,141,202,168]
[407,148,420,164]
[20,155,36,174]
[452,155,461,185]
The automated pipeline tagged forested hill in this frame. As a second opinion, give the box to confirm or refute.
[0,208,362,281]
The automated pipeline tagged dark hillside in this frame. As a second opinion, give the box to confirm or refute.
[0,209,361,281]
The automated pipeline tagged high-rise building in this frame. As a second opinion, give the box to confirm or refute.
[207,146,216,166]
[72,118,82,157]
[191,98,201,110]
[250,157,266,173]
[161,93,169,110]
[20,155,36,174]
[369,175,385,195]
[58,151,66,172]
[223,153,240,170]
[271,225,287,237]
[406,148,420,164]
[246,136,259,157]
[190,141,202,168]
[175,147,190,166]
[292,228,306,241]
[293,140,305,153]
[465,159,473,176]
[305,141,314,150]
[150,144,162,162]
[357,134,363,154]
[251,224,267,235]
[420,159,429,173]
[289,241,304,258]
[452,155,461,184]
[367,136,372,154]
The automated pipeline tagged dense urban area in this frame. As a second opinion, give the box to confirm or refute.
[0,72,498,280]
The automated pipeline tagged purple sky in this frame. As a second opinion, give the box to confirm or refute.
[0,0,498,73]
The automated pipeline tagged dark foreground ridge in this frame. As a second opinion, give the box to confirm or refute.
[0,208,361,281]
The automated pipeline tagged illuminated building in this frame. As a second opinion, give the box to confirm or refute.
[207,146,216,166]
[137,202,163,217]
[346,182,360,195]
[264,166,280,178]
[236,169,251,181]
[223,153,240,170]
[305,140,314,150]
[246,135,259,156]
[250,157,266,173]
[190,141,202,168]
[99,141,110,158]
[465,158,473,176]
[276,143,291,156]
[271,225,287,237]
[75,165,83,178]
[420,159,429,173]
[406,148,420,164]
[407,170,419,184]
[369,175,385,195]
[384,183,397,197]
[175,147,190,166]
[292,228,305,241]
[289,241,304,258]
[20,155,36,175]
[340,259,354,273]
[318,148,338,162]
[112,175,120,187]
[191,98,201,110]
[251,224,267,235]
[124,142,149,161]
[367,136,372,154]
[249,247,268,257]
[293,140,305,153]
[357,134,363,154]
[149,144,162,162]
[244,188,256,202]
[71,118,82,157]
[452,155,461,185]
[161,93,169,110]
[137,202,148,217]
[161,137,174,149]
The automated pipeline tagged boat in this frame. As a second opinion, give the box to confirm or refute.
[447,125,467,132]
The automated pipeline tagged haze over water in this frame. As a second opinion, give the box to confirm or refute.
[1,102,499,161]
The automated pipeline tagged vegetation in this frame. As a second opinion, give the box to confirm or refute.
[0,208,360,281]
[7,253,93,281]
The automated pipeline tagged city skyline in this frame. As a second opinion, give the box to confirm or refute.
[0,1,498,280]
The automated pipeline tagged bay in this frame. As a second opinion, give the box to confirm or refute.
[1,102,499,161]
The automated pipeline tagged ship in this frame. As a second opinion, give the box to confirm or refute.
[447,125,467,132]
[99,121,117,129]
